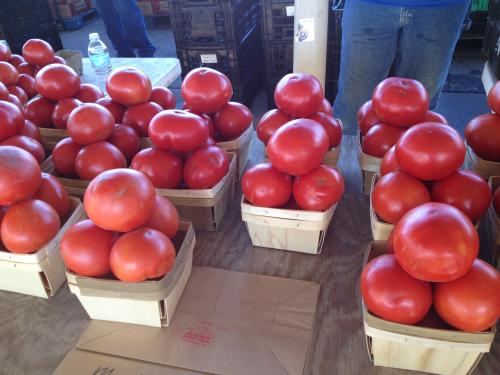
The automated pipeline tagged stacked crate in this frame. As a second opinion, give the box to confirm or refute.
[483,0,500,76]
[169,0,263,106]
[325,4,343,105]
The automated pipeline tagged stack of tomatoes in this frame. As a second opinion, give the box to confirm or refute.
[61,168,180,282]
[243,73,344,211]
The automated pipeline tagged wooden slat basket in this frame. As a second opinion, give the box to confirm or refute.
[215,125,253,180]
[39,128,68,151]
[487,176,500,269]
[369,173,394,241]
[465,145,500,180]
[357,131,382,195]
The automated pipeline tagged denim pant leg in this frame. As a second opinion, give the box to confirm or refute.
[333,1,402,134]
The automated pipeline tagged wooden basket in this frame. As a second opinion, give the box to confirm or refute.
[215,125,253,180]
[358,131,382,195]
[369,173,393,241]
[0,197,84,298]
[39,128,68,151]
[66,220,195,328]
[362,241,495,375]
[466,145,500,180]
[56,50,83,75]
[487,176,500,268]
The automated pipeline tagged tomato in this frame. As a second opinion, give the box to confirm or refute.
[22,39,55,66]
[372,171,431,224]
[32,173,70,219]
[362,123,405,158]
[213,102,252,140]
[465,113,500,162]
[372,77,429,126]
[318,98,333,115]
[61,219,116,277]
[431,170,491,222]
[52,98,81,129]
[256,109,292,145]
[380,146,400,176]
[106,67,152,106]
[0,101,23,141]
[181,67,232,113]
[292,166,344,211]
[396,123,466,180]
[308,113,342,148]
[25,96,55,128]
[0,61,19,86]
[200,113,215,138]
[95,97,126,123]
[1,135,45,163]
[422,110,448,125]
[267,119,329,176]
[487,80,500,114]
[131,147,183,188]
[17,74,37,98]
[183,146,229,189]
[53,56,66,65]
[387,230,395,254]
[67,103,114,145]
[75,141,127,180]
[52,138,82,177]
[17,120,42,141]
[108,124,140,161]
[144,196,179,239]
[0,43,11,61]
[274,73,323,117]
[8,85,28,104]
[393,202,479,282]
[495,186,500,216]
[35,64,80,100]
[1,199,60,254]
[16,63,35,77]
[122,102,163,136]
[361,254,432,324]
[434,259,500,332]
[110,227,176,282]
[74,83,104,103]
[8,54,24,67]
[0,81,8,100]
[84,168,156,232]
[7,94,23,111]
[149,109,209,152]
[150,86,176,109]
[242,163,292,207]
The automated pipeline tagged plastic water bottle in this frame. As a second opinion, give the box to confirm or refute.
[88,33,111,89]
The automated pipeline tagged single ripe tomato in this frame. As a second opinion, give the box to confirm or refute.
[213,102,253,140]
[32,173,70,219]
[7,94,23,111]
[84,168,156,232]
[75,141,127,180]
[200,113,215,138]
[17,74,37,98]
[0,101,23,142]
[53,56,66,64]
[145,196,179,239]
[267,119,329,176]
[495,186,500,216]
[393,202,479,282]
[0,43,11,61]
[292,166,344,211]
[1,199,60,254]
[16,63,35,76]
[256,109,292,145]
[372,171,431,224]
[17,120,42,142]
[274,73,323,117]
[465,113,500,162]
[422,110,448,124]
[242,163,292,208]
[0,81,8,100]
[372,77,429,126]
[362,123,405,158]
[74,83,104,103]
[0,61,19,86]
[52,138,82,177]
[35,64,80,100]
[308,113,342,148]
[8,54,25,67]
[181,67,232,113]
[67,103,114,145]
[1,135,45,163]
[318,98,333,115]
[24,96,55,128]
[131,147,183,188]
[183,146,229,189]
[396,122,466,180]
[8,85,28,104]
[487,79,500,114]
[380,146,400,175]
[361,254,432,324]
[106,67,152,106]
[52,98,82,129]
[96,97,126,123]
[150,86,176,109]
[122,102,163,136]
[107,124,140,161]
[22,39,55,66]
[61,219,116,277]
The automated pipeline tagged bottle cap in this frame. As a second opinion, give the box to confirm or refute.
[89,33,99,41]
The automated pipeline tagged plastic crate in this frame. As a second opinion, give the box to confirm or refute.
[489,0,500,21]
[485,20,500,74]
[261,1,295,42]
[169,0,246,8]
[325,80,339,104]
[263,41,293,107]
[60,8,98,30]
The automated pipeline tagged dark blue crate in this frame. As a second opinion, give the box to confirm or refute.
[60,8,98,31]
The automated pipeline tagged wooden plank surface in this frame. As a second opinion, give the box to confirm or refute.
[0,135,499,375]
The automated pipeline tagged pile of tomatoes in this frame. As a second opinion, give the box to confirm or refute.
[61,168,180,282]
[243,73,344,211]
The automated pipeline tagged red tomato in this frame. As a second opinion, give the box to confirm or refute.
[0,101,23,141]
[431,170,491,221]
[52,138,82,177]
[213,102,252,140]
[487,79,500,114]
[1,199,60,253]
[35,64,80,100]
[8,85,28,104]
[149,109,209,152]
[292,166,344,211]
[422,110,448,124]
[108,124,140,161]
[387,230,395,254]
[144,196,179,239]
[0,43,11,61]
[495,186,500,216]
[434,259,500,332]
[318,98,333,115]
[17,120,42,141]
[372,77,429,126]
[0,61,19,86]
[122,102,163,136]
[380,146,400,175]
[61,219,116,277]
[242,163,292,207]
[16,63,35,77]
[256,109,292,144]
[372,171,431,224]
[67,103,114,145]
[465,113,500,162]
[183,146,229,189]
[24,96,55,128]
[110,227,176,282]
[7,93,23,111]
[393,202,479,282]
[75,141,127,180]
[17,74,37,98]
[396,123,466,180]
[361,254,432,324]
[53,56,66,65]
[181,67,232,113]
[74,83,104,103]
[22,39,55,66]
[52,98,82,129]
[106,67,152,106]
[96,97,126,123]
[1,135,45,163]
[362,123,405,158]
[150,86,176,109]
[8,54,24,67]
[200,113,215,138]
[84,168,156,232]
[32,173,70,219]
[131,147,183,188]
[274,73,323,117]
[267,119,329,176]
[0,81,8,100]
[308,113,342,148]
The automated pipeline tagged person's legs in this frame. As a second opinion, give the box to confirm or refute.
[333,1,401,134]
[112,0,156,57]
[93,0,135,57]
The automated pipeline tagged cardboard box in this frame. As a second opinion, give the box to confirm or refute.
[55,50,83,75]
[465,144,500,180]
[55,266,320,375]
[358,131,382,195]
[55,0,92,18]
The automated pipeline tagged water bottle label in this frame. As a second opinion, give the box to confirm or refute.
[201,54,217,64]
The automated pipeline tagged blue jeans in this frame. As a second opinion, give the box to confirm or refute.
[333,0,470,134]
[93,0,156,57]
